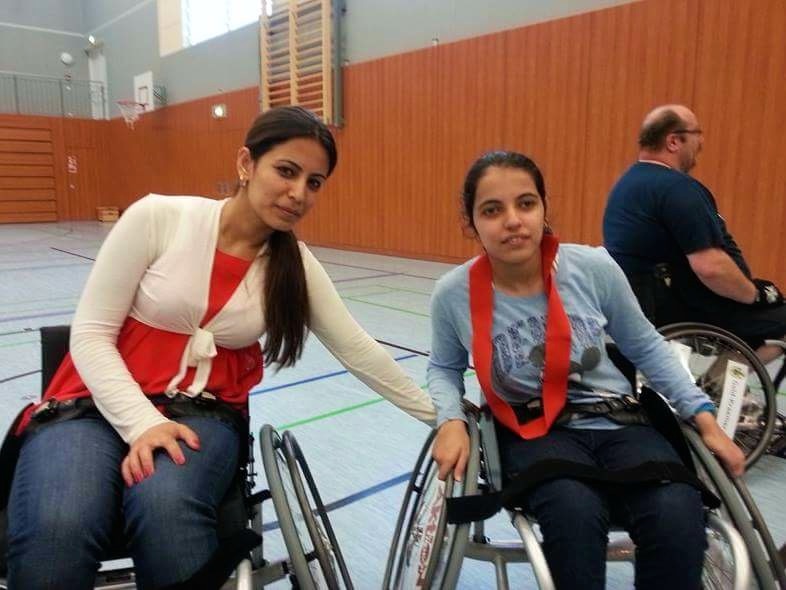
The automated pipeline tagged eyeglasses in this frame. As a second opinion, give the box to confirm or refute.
[673,128,703,136]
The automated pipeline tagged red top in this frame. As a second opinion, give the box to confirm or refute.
[17,250,264,434]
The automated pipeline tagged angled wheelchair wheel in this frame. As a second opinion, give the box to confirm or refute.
[280,431,353,589]
[659,323,777,466]
[383,417,480,590]
[702,512,750,590]
[260,425,352,590]
[682,426,786,590]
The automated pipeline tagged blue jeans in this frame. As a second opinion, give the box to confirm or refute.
[498,424,707,590]
[7,411,241,590]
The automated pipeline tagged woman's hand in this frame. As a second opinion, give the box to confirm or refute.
[694,411,746,478]
[432,419,470,481]
[121,422,201,486]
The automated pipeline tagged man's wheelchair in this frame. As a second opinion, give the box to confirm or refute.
[627,270,782,466]
[384,349,786,589]
[0,326,355,590]
[656,322,779,467]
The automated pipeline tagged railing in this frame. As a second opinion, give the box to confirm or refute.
[0,71,107,119]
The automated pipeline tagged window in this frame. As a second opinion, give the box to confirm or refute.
[182,0,261,48]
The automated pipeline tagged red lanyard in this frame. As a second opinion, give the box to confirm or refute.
[469,234,571,438]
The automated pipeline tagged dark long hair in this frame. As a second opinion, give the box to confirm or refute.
[461,150,548,231]
[243,106,337,367]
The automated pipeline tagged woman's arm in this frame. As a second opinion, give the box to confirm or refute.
[302,246,436,423]
[427,284,471,480]
[70,196,172,443]
[598,249,745,475]
[598,249,713,419]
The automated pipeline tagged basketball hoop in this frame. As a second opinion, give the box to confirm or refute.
[117,99,146,129]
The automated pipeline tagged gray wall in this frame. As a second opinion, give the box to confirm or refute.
[12,0,639,115]
[0,0,84,32]
[343,0,638,64]
[0,0,88,79]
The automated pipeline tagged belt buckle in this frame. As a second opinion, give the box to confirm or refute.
[32,399,58,421]
[193,391,217,406]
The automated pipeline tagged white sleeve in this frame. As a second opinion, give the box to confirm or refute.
[70,196,171,443]
[301,246,436,424]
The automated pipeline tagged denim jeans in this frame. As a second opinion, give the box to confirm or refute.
[498,424,706,590]
[7,411,241,590]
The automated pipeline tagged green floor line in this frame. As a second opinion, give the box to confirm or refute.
[343,296,430,318]
[337,284,396,295]
[381,285,432,296]
[1,301,79,315]
[338,289,398,300]
[276,371,476,430]
[0,294,79,307]
[275,397,385,429]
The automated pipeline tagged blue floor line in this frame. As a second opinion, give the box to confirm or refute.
[50,247,96,261]
[261,471,412,532]
[249,353,419,396]
[0,369,41,385]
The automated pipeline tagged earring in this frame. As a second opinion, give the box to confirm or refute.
[239,176,248,188]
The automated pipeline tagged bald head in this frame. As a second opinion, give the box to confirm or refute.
[638,104,703,172]
[638,104,697,150]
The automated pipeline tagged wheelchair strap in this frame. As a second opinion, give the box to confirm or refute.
[28,392,247,433]
[512,396,650,427]
[445,458,721,524]
[470,234,572,439]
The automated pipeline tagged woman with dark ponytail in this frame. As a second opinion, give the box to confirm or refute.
[6,106,435,589]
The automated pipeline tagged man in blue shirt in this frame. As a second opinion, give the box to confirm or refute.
[603,105,786,361]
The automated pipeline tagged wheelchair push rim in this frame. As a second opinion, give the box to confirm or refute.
[658,322,778,467]
[383,418,480,590]
[281,430,354,589]
[260,424,339,590]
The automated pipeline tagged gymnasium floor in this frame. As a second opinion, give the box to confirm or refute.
[1,220,784,588]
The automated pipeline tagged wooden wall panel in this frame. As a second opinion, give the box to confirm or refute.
[432,34,507,260]
[0,115,59,222]
[297,58,386,251]
[502,14,592,243]
[3,0,786,287]
[581,0,701,244]
[691,0,786,286]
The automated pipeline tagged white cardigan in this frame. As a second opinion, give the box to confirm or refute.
[70,194,436,443]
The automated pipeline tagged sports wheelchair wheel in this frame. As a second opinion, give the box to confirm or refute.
[682,426,786,590]
[659,323,777,467]
[259,425,353,590]
[383,416,481,590]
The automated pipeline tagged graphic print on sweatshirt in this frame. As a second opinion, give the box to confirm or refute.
[491,313,604,400]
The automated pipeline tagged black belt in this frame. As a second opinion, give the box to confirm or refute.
[29,393,247,438]
[511,395,649,427]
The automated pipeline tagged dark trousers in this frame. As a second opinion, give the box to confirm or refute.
[499,425,707,590]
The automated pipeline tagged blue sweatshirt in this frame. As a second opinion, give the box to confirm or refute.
[427,244,714,428]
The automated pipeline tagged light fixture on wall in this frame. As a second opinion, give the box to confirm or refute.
[211,103,228,119]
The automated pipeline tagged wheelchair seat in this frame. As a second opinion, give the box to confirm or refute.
[1,326,355,590]
[384,344,786,590]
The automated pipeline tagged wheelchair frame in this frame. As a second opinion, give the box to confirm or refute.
[385,395,786,590]
[0,326,354,590]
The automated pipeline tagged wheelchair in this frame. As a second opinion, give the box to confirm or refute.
[0,325,354,590]
[384,356,786,589]
[626,270,781,466]
[656,322,778,467]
